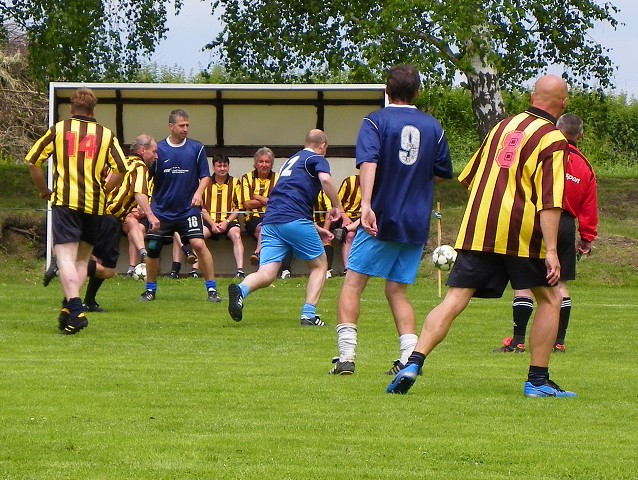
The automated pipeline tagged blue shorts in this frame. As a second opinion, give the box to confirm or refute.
[260,219,324,264]
[348,229,424,284]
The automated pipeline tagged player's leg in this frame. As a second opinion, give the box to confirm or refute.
[495,288,533,353]
[226,223,245,277]
[511,255,576,397]
[180,213,220,302]
[83,216,121,311]
[555,281,571,352]
[141,221,171,301]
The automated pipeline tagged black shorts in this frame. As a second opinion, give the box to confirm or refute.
[205,220,241,240]
[558,212,576,281]
[245,216,263,237]
[92,215,122,268]
[447,251,551,299]
[51,206,101,246]
[146,214,205,244]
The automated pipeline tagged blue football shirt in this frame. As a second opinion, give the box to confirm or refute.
[356,104,453,244]
[263,148,331,224]
[151,137,211,221]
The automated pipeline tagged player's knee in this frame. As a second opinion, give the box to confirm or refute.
[147,239,163,259]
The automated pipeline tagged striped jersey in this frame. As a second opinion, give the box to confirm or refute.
[338,175,361,221]
[240,170,279,222]
[455,107,568,258]
[202,175,241,222]
[314,190,333,225]
[25,115,127,214]
[106,154,151,221]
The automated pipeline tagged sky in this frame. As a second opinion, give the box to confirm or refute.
[150,0,638,98]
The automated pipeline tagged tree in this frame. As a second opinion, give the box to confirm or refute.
[207,0,619,138]
[0,0,181,85]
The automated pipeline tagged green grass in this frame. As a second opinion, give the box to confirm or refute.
[1,267,637,479]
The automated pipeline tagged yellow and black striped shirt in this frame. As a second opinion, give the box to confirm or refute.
[106,154,151,221]
[456,107,567,258]
[26,115,127,215]
[338,175,361,221]
[240,169,278,222]
[313,190,333,225]
[202,175,241,222]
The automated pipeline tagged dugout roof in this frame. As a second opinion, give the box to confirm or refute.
[49,82,387,158]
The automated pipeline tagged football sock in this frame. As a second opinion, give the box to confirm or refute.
[67,297,83,317]
[84,277,104,304]
[238,283,250,298]
[407,351,426,368]
[301,303,317,318]
[512,296,534,343]
[171,262,181,273]
[87,259,97,278]
[527,365,549,386]
[324,245,334,269]
[556,297,571,344]
[336,323,357,362]
[145,281,157,293]
[205,280,217,291]
[398,333,418,366]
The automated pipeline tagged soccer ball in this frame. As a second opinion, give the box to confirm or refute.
[132,263,147,281]
[432,245,457,271]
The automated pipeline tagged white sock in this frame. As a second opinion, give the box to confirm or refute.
[398,333,418,366]
[336,323,358,362]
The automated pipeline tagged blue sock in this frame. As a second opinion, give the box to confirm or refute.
[145,281,157,292]
[238,283,250,298]
[205,280,217,291]
[301,303,316,318]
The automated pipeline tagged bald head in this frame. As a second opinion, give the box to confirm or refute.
[531,74,569,118]
[305,129,327,146]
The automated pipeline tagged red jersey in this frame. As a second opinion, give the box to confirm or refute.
[564,143,598,242]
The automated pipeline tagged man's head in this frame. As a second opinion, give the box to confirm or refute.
[70,88,98,116]
[304,129,328,156]
[557,113,584,143]
[531,75,569,119]
[212,153,230,179]
[168,108,190,142]
[386,64,421,104]
[130,134,158,167]
[253,147,274,178]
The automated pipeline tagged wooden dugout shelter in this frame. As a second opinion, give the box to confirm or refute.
[47,82,387,275]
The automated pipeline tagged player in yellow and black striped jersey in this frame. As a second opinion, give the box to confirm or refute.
[26,87,127,335]
[388,75,577,398]
[240,147,279,265]
[82,135,160,312]
[195,154,245,278]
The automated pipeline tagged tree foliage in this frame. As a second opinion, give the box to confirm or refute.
[208,0,619,136]
[0,0,181,85]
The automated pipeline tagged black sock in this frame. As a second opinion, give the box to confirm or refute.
[512,296,534,344]
[324,245,334,269]
[171,262,182,273]
[556,297,571,345]
[67,297,83,317]
[527,365,549,386]
[84,277,105,305]
[87,259,97,278]
[407,351,426,368]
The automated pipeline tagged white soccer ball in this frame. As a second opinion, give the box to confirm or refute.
[432,245,457,271]
[132,263,147,281]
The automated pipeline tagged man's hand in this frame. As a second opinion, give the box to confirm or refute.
[544,250,561,286]
[147,213,160,233]
[39,189,52,201]
[360,206,377,237]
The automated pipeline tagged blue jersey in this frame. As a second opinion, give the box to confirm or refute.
[263,149,331,224]
[151,138,211,221]
[356,105,453,244]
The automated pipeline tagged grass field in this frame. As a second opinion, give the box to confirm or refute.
[1,258,637,479]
